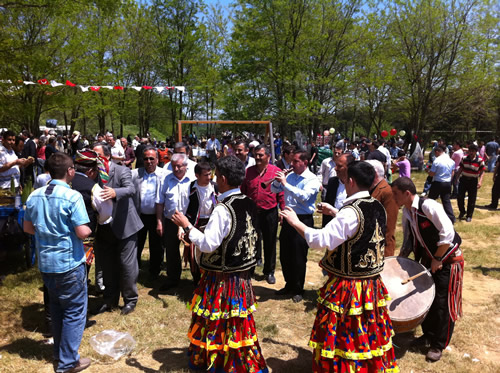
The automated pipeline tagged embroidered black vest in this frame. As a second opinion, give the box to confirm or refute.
[185,181,218,227]
[320,197,386,278]
[71,173,97,234]
[199,193,258,272]
[412,197,461,265]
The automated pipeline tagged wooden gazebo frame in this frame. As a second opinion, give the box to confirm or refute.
[177,120,276,163]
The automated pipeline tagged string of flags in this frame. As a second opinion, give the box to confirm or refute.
[0,79,185,93]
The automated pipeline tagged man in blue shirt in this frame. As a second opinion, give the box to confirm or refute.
[428,144,456,223]
[271,149,321,302]
[24,152,92,373]
[485,137,499,172]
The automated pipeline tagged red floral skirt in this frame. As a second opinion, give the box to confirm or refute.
[309,274,399,372]
[187,270,268,373]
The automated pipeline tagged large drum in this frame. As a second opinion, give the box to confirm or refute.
[381,256,435,334]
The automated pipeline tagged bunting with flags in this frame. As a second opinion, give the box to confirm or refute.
[0,79,185,93]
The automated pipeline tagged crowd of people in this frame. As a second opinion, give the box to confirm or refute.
[0,127,499,373]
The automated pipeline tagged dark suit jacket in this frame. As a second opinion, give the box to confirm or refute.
[370,179,398,256]
[323,177,340,227]
[108,162,143,239]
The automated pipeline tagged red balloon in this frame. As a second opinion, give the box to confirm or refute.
[381,130,389,138]
[390,128,397,136]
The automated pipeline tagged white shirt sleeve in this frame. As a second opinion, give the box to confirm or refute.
[303,206,359,250]
[92,184,113,224]
[188,204,231,253]
[420,199,455,246]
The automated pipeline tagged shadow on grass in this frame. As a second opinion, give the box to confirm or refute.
[147,279,195,305]
[0,337,53,362]
[471,265,500,278]
[125,346,189,372]
[262,337,312,372]
[20,302,48,335]
[392,331,420,360]
[253,286,317,312]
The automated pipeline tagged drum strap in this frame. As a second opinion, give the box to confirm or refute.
[448,259,464,321]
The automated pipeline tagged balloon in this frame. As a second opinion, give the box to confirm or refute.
[329,127,335,134]
[390,128,397,136]
[381,130,388,138]
[323,130,329,136]
[399,130,406,136]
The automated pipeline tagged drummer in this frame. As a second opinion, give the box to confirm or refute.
[280,161,399,372]
[391,177,464,362]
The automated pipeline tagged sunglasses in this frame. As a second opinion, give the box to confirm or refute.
[144,157,156,161]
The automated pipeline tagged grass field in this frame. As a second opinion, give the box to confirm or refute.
[0,170,499,373]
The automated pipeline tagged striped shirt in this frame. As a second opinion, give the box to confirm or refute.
[459,154,485,178]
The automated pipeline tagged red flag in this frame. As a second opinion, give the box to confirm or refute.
[165,86,174,90]
[142,86,153,90]
[114,86,124,90]
[66,80,76,87]
[37,79,49,85]
[90,86,100,91]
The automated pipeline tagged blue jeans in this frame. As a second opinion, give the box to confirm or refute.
[42,263,87,372]
[488,154,498,172]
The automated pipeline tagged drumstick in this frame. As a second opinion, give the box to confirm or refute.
[401,270,428,284]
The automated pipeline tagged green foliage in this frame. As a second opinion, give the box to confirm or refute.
[0,0,497,140]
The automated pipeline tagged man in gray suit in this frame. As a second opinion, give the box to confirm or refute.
[131,146,165,280]
[92,143,144,316]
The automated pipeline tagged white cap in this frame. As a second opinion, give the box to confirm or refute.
[249,140,259,148]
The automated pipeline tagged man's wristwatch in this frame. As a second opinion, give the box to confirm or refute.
[434,256,443,261]
[183,224,194,234]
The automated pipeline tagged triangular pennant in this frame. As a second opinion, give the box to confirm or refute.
[176,86,185,92]
[66,80,76,87]
[90,86,101,91]
[24,81,36,85]
[37,79,49,85]
[80,86,89,92]
[131,86,142,91]
[165,86,174,90]
[50,80,64,87]
[102,86,114,90]
[154,86,165,93]
[142,86,153,90]
[114,86,124,90]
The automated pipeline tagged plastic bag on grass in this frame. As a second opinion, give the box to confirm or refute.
[90,330,136,360]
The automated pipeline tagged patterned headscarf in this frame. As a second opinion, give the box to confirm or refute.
[75,149,109,184]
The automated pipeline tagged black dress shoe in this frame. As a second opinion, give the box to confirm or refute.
[91,303,114,315]
[85,319,96,329]
[121,304,135,315]
[458,213,466,220]
[266,274,276,285]
[275,287,291,296]
[292,294,303,303]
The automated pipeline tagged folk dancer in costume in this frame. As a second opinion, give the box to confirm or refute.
[180,162,218,285]
[171,156,268,373]
[280,161,399,373]
[391,177,464,362]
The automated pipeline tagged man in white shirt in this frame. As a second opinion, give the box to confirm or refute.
[206,134,221,165]
[0,130,33,189]
[108,135,125,165]
[156,153,195,290]
[234,140,255,169]
[450,141,464,198]
[132,146,165,280]
[165,142,197,180]
[318,146,342,200]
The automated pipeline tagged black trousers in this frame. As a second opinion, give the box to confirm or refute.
[428,181,455,223]
[95,224,138,307]
[491,174,500,208]
[279,214,314,294]
[457,176,478,218]
[256,207,279,276]
[137,213,163,276]
[163,218,181,282]
[422,263,455,350]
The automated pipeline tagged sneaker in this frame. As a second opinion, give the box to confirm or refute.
[292,294,303,303]
[426,347,442,362]
[466,217,472,222]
